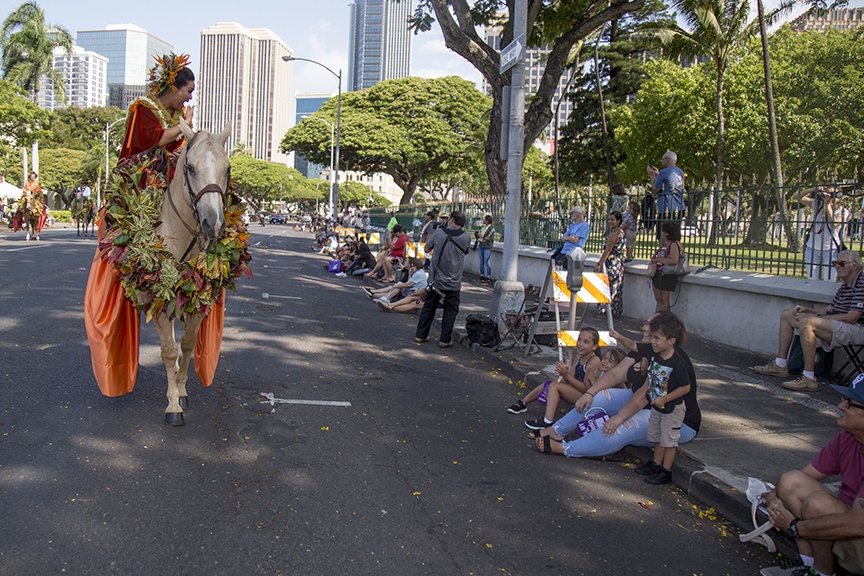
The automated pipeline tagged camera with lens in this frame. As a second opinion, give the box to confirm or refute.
[816,187,844,200]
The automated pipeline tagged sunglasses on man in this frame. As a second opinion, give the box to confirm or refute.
[841,397,864,410]
[831,260,853,268]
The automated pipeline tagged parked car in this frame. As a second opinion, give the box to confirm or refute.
[681,225,701,237]
[269,214,286,224]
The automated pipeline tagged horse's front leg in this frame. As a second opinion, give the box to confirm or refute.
[176,313,204,411]
[153,316,185,426]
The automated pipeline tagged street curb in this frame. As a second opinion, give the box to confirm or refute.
[452,327,798,560]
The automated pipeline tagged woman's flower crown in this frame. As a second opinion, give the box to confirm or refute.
[148,53,191,95]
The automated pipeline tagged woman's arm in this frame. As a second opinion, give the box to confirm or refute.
[610,328,637,352]
[593,232,617,272]
[574,357,636,412]
[652,241,680,266]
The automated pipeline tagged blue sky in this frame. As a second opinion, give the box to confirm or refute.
[31,0,483,96]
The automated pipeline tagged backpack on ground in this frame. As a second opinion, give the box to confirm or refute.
[463,314,500,347]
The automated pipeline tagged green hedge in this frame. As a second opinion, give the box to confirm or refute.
[51,210,72,223]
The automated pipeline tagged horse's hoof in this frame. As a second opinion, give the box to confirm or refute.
[164,412,185,426]
[179,396,189,409]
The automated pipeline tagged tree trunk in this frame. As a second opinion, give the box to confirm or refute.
[708,66,726,246]
[594,30,614,191]
[757,0,794,250]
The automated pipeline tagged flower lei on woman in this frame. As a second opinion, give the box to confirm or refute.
[98,52,252,322]
[99,154,251,322]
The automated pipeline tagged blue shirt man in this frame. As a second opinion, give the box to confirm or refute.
[562,206,589,254]
[649,150,685,215]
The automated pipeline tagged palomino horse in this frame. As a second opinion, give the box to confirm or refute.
[155,120,231,426]
[73,192,96,236]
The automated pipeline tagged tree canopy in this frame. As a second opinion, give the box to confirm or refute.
[281,75,490,206]
[1,1,73,103]
[229,155,323,212]
[39,147,86,208]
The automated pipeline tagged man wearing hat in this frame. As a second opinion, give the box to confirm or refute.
[759,374,864,576]
[552,206,589,267]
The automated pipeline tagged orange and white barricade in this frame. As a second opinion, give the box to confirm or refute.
[404,240,426,259]
[551,270,611,304]
[557,330,617,348]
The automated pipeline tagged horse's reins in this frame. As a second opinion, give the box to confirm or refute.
[166,131,229,263]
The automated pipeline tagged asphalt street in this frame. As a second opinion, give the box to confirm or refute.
[0,224,784,575]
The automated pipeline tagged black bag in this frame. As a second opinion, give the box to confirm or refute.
[787,334,834,378]
[463,314,500,347]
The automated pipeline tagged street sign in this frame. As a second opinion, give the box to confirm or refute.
[499,34,525,74]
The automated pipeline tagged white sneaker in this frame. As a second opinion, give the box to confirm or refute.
[751,361,790,378]
[335,272,347,277]
[782,374,819,392]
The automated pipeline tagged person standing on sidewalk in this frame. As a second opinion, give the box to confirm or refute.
[647,150,685,238]
[759,374,864,576]
[476,215,495,283]
[415,211,470,348]
[552,206,589,268]
[751,250,864,392]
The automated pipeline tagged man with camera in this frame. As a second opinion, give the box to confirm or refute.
[415,211,471,348]
[752,250,864,391]
[802,186,846,281]
[552,206,589,268]
[647,150,686,239]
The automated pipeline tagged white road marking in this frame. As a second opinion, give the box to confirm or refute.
[5,244,48,252]
[259,392,351,407]
[261,293,301,299]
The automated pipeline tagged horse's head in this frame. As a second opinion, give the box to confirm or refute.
[178,119,232,241]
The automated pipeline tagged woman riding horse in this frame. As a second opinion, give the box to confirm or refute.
[84,54,225,401]
[16,172,46,241]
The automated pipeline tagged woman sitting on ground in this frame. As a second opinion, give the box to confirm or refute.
[365,225,407,282]
[341,238,376,277]
[509,327,602,426]
[365,258,427,303]
[531,312,701,461]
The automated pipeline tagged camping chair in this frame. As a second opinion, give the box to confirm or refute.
[832,345,864,386]
[495,284,544,355]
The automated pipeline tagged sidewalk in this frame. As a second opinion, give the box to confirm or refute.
[447,273,846,559]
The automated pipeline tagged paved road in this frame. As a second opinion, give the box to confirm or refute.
[0,225,782,575]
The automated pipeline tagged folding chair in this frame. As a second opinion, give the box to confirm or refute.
[495,284,544,355]
[832,344,864,386]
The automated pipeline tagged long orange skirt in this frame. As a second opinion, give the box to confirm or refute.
[84,211,224,397]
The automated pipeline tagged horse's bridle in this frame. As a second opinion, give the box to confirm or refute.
[167,131,230,263]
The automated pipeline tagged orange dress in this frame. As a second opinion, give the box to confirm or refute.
[84,97,225,397]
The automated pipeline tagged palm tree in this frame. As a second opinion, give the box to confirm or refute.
[1,1,73,104]
[653,0,761,194]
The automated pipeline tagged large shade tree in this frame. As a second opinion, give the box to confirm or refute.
[281,75,490,206]
[1,1,72,104]
[409,0,648,200]
[0,79,52,178]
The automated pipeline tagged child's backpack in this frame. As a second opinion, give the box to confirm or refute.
[463,314,500,347]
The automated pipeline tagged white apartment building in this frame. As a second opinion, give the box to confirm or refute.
[37,45,108,110]
[198,22,292,164]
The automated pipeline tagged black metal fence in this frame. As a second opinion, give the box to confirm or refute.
[367,180,863,278]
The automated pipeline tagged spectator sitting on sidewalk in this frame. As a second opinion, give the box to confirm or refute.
[532,312,701,468]
[340,238,377,278]
[759,374,864,576]
[365,258,427,304]
[751,250,864,392]
[510,327,601,427]
[364,225,407,282]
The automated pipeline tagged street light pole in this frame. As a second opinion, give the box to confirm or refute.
[300,115,335,216]
[103,117,125,208]
[282,55,341,220]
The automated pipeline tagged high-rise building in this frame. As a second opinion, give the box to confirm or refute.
[37,44,108,110]
[198,22,292,164]
[790,7,864,32]
[482,22,575,135]
[294,93,333,179]
[347,0,412,91]
[76,24,173,109]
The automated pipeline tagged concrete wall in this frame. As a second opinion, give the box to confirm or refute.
[462,244,839,356]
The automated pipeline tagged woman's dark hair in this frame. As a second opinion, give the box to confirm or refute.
[484,214,494,224]
[661,220,681,242]
[609,211,623,225]
[174,67,195,89]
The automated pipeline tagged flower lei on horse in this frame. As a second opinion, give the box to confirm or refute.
[98,53,251,323]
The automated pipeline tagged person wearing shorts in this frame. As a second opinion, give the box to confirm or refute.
[760,374,864,576]
[751,250,864,392]
[631,312,690,485]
